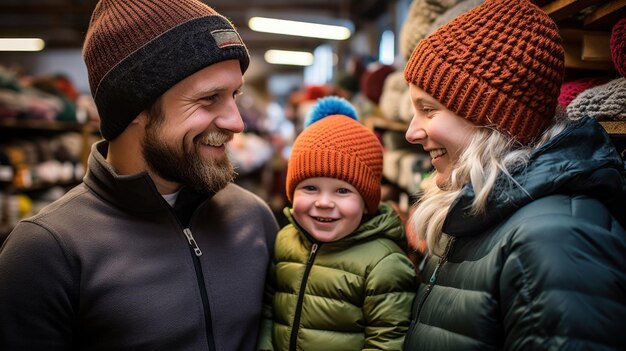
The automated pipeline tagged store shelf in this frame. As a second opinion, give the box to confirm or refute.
[1,118,99,166]
[600,121,626,137]
[543,0,626,30]
[583,0,626,29]
[364,115,409,133]
[0,118,95,132]
[542,0,609,24]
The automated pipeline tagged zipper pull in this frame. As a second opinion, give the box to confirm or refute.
[429,264,440,284]
[429,236,455,285]
[308,243,318,263]
[183,228,202,256]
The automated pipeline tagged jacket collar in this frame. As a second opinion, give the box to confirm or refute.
[283,202,406,248]
[443,117,626,236]
[83,141,211,214]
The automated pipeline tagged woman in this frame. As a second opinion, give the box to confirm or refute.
[402,0,626,349]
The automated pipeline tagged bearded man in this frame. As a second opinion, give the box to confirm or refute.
[0,1,279,350]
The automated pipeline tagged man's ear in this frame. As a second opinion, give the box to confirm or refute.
[132,111,148,126]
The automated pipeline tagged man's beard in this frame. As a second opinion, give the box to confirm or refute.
[142,125,236,195]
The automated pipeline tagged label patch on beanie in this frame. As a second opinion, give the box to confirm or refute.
[212,29,244,48]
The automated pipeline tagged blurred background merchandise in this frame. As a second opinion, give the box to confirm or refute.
[1,0,624,248]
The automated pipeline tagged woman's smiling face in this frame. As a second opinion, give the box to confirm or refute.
[405,84,476,189]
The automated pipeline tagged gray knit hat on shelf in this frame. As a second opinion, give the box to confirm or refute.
[83,0,250,140]
[398,89,414,123]
[379,71,408,121]
[399,0,464,61]
[567,77,626,121]
[427,0,485,34]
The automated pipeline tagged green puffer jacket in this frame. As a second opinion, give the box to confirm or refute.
[258,202,417,351]
[404,117,626,350]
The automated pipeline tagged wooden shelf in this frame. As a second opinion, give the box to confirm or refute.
[563,42,617,70]
[542,0,604,22]
[600,121,626,136]
[0,118,96,132]
[543,0,626,30]
[583,0,626,29]
[364,115,409,133]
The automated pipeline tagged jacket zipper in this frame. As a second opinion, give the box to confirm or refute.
[414,237,455,322]
[183,227,215,351]
[184,228,202,256]
[289,242,320,351]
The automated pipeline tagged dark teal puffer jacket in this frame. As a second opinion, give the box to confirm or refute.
[259,202,417,351]
[404,117,626,350]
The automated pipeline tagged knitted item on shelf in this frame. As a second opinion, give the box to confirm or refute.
[558,77,612,108]
[566,77,626,121]
[360,64,395,105]
[404,0,564,145]
[82,0,249,140]
[398,89,414,123]
[286,96,383,214]
[382,149,432,194]
[379,71,408,122]
[427,0,485,35]
[611,17,626,77]
[399,0,464,61]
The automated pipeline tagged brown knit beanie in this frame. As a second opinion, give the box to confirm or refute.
[404,0,564,145]
[83,0,249,140]
[286,97,383,214]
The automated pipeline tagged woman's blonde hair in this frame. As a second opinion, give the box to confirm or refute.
[409,111,574,251]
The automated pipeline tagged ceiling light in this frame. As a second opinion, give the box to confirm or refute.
[264,50,314,66]
[249,17,352,40]
[0,38,45,51]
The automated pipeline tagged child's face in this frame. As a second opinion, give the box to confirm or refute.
[405,83,476,189]
[292,177,366,243]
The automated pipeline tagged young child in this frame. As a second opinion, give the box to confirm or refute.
[257,96,417,350]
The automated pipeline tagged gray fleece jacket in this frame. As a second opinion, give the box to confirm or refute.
[0,141,279,350]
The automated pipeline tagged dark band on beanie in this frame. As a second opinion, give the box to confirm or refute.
[83,0,249,141]
[404,0,564,145]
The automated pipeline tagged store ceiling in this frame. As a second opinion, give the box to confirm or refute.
[1,0,390,83]
[0,0,388,50]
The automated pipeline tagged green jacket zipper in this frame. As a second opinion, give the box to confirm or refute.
[289,242,320,351]
[414,237,455,324]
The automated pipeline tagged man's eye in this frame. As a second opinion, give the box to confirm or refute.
[337,188,350,194]
[202,94,219,103]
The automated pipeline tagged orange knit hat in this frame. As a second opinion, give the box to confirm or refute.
[286,97,383,214]
[404,0,564,145]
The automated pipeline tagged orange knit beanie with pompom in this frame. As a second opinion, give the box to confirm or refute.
[286,97,383,214]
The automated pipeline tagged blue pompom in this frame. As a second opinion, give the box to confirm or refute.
[304,96,359,128]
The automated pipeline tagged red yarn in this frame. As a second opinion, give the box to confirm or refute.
[360,64,395,105]
[611,17,626,77]
[558,77,612,107]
